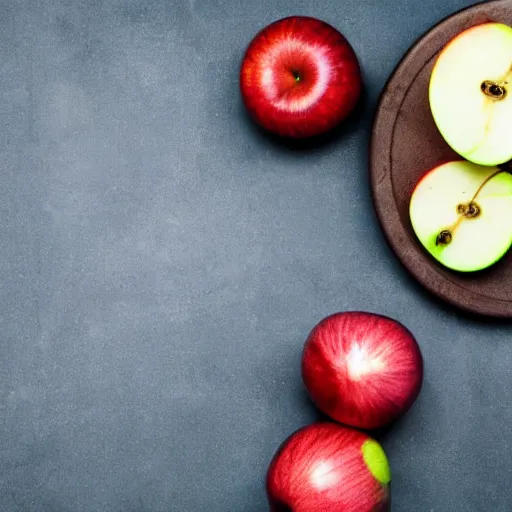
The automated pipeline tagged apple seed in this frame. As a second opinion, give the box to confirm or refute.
[456,202,480,218]
[481,80,507,100]
[436,230,452,246]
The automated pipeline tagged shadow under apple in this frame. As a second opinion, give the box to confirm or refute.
[239,84,368,154]
[398,253,512,327]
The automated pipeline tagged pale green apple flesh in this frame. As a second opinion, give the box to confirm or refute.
[429,23,512,166]
[409,161,512,272]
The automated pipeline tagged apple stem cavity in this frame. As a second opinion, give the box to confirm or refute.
[436,169,506,247]
[292,69,301,83]
[481,80,507,100]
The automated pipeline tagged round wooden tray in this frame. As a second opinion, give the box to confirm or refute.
[370,0,512,318]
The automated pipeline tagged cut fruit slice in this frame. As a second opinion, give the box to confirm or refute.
[409,161,512,272]
[429,23,512,166]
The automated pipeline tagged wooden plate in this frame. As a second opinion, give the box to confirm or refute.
[370,0,512,318]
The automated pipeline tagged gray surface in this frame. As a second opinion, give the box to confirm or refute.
[0,0,510,510]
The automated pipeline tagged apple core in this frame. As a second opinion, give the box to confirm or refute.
[435,169,505,247]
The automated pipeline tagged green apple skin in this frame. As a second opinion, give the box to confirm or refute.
[429,23,512,167]
[409,161,512,272]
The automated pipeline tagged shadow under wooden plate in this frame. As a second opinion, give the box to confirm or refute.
[370,0,512,318]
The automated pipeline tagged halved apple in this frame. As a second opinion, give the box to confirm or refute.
[429,23,512,166]
[409,161,512,272]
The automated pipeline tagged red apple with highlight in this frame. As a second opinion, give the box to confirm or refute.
[240,16,362,138]
[302,312,423,430]
[266,422,391,512]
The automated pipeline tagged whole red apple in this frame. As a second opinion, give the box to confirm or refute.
[240,16,362,138]
[302,312,423,430]
[267,422,391,512]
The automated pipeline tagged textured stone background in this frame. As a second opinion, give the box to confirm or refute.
[1,0,510,510]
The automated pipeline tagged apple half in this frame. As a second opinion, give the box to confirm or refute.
[409,161,512,272]
[429,23,512,166]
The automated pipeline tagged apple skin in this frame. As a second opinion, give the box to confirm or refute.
[240,16,362,138]
[301,312,423,430]
[429,23,512,166]
[409,160,512,272]
[266,422,391,512]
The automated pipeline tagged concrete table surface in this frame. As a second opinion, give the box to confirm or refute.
[1,1,510,510]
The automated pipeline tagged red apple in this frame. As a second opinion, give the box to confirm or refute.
[302,312,423,430]
[267,422,391,512]
[240,16,362,138]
